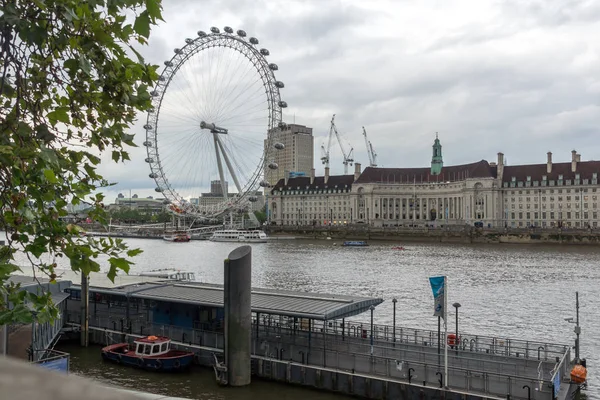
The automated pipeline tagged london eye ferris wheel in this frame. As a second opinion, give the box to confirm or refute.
[144,26,286,219]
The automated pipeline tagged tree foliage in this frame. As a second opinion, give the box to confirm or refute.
[0,0,163,324]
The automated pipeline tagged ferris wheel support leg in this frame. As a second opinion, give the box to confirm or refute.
[215,135,242,193]
[213,133,228,200]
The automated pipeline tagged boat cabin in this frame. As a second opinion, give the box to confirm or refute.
[133,336,171,356]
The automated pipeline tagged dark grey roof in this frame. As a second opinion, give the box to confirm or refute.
[71,281,383,320]
[270,174,355,193]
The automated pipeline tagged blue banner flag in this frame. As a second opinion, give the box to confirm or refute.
[429,276,446,320]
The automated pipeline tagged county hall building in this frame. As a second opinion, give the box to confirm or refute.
[269,136,600,229]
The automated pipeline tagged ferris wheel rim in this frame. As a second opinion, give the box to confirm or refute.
[144,27,285,219]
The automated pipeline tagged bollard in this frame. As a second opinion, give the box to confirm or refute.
[224,245,252,387]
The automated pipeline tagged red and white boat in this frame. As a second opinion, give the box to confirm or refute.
[101,336,194,371]
[163,231,191,242]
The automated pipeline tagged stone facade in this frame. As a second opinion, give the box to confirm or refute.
[269,137,600,228]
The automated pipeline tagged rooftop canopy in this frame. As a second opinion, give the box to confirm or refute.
[71,280,384,321]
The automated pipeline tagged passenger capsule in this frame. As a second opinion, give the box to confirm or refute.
[197,31,207,37]
[143,124,153,131]
[149,173,158,178]
[259,180,270,187]
[268,162,278,170]
[143,141,153,147]
[150,91,159,97]
[164,61,173,67]
[174,48,182,54]
[278,122,287,129]
[274,142,285,150]
[249,196,258,202]
[275,81,284,88]
[249,37,259,45]
[210,27,220,34]
[224,26,233,33]
[154,187,163,192]
[260,48,270,56]
[145,158,154,163]
[237,30,247,37]
[185,38,193,44]
[268,63,278,71]
[158,76,166,82]
[278,101,288,108]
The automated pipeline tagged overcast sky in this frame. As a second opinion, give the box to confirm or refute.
[97,0,600,201]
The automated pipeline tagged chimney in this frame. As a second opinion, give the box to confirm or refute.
[324,167,330,184]
[310,168,315,185]
[354,163,361,181]
[284,170,289,186]
[576,153,581,162]
[571,150,577,173]
[497,152,504,180]
[547,152,552,174]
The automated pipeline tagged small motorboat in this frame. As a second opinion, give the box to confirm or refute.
[101,336,194,371]
[343,241,368,247]
[391,246,405,250]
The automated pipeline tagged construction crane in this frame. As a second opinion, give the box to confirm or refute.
[320,114,354,174]
[362,126,377,167]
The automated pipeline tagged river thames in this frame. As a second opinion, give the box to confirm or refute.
[53,238,599,399]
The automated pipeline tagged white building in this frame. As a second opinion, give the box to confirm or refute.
[269,137,600,228]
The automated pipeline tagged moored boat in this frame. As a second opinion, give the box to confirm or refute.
[343,241,369,247]
[101,336,194,371]
[163,231,191,242]
[209,229,268,243]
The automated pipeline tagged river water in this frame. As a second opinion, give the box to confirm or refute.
[51,238,598,399]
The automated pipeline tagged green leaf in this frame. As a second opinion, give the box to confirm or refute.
[0,263,21,280]
[112,151,120,162]
[107,257,132,282]
[133,10,151,39]
[145,0,164,21]
[79,54,92,75]
[126,248,143,257]
[47,107,70,124]
[43,169,58,183]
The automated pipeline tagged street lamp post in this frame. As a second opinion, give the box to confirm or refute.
[453,302,461,355]
[392,298,397,346]
[565,291,581,360]
[369,305,375,356]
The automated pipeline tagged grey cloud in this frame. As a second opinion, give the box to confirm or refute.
[96,0,600,199]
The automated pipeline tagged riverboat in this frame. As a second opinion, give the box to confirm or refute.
[138,269,196,281]
[209,230,268,243]
[163,231,191,242]
[343,241,369,247]
[101,336,194,371]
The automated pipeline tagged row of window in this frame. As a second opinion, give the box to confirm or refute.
[509,211,598,220]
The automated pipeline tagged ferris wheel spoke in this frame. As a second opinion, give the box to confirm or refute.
[215,75,265,122]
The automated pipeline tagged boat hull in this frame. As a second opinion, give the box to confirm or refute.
[101,345,194,372]
[209,237,268,243]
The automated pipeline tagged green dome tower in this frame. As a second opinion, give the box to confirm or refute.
[431,133,443,176]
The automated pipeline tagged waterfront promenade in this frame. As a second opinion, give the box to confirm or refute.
[268,224,600,245]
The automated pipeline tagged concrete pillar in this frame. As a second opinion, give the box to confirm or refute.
[224,245,252,386]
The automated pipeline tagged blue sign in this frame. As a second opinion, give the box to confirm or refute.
[39,357,69,374]
[288,171,306,178]
[429,276,446,320]
[553,371,560,397]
